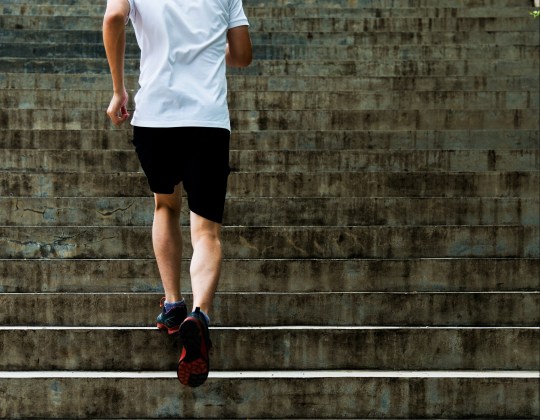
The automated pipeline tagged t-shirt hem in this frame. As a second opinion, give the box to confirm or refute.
[228,18,249,29]
[130,118,231,130]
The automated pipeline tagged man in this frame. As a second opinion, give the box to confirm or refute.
[103,0,252,387]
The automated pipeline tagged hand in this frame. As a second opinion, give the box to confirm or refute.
[107,90,130,126]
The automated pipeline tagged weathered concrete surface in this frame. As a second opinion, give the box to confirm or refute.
[0,0,535,7]
[2,58,538,77]
[1,15,538,32]
[1,4,536,17]
[1,128,538,151]
[0,328,537,370]
[0,258,537,293]
[2,108,539,130]
[2,29,539,48]
[0,0,538,416]
[1,73,537,93]
[2,172,538,198]
[3,43,539,62]
[0,376,538,418]
[1,226,538,259]
[1,149,538,173]
[3,89,539,111]
[1,197,538,227]
[1,292,538,327]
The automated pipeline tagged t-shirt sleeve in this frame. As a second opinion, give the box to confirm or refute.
[228,0,249,29]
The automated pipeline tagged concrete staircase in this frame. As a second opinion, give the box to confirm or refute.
[0,0,539,417]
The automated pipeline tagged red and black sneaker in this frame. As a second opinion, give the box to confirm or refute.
[177,307,212,387]
[156,297,187,335]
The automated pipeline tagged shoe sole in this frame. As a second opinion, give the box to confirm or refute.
[177,317,209,388]
[156,322,180,335]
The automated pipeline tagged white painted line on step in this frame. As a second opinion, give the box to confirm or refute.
[2,291,538,296]
[0,371,538,379]
[0,326,538,331]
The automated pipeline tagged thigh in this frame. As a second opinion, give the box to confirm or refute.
[181,127,231,224]
[132,126,183,194]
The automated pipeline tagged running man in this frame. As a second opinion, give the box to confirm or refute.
[103,0,252,387]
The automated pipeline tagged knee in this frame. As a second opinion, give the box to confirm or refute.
[192,231,221,246]
[192,228,221,249]
[155,201,181,218]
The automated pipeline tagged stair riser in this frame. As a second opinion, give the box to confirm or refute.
[1,377,537,419]
[2,58,538,77]
[3,44,539,61]
[1,16,537,32]
[2,74,537,92]
[1,129,537,151]
[0,328,537,370]
[1,226,538,259]
[2,29,539,46]
[1,5,536,18]
[2,197,538,227]
[2,150,537,173]
[3,90,538,111]
[2,109,539,130]
[1,258,537,293]
[3,172,538,198]
[1,293,538,327]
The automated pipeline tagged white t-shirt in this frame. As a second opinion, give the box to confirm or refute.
[125,0,249,129]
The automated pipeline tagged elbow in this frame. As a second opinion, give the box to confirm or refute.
[237,54,252,68]
[232,50,252,68]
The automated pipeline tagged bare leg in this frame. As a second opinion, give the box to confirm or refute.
[189,211,223,315]
[153,183,183,303]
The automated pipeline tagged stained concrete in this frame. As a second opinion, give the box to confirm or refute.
[1,292,538,327]
[1,257,538,293]
[0,0,538,416]
[0,376,538,418]
[0,327,538,370]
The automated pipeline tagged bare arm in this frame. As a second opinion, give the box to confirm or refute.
[103,0,130,126]
[226,26,252,68]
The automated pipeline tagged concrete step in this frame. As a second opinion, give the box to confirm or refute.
[2,197,538,227]
[1,15,537,32]
[1,149,537,173]
[2,292,538,327]
[1,4,535,18]
[2,29,539,47]
[3,43,539,62]
[2,129,538,151]
[1,371,538,418]
[3,89,538,111]
[3,57,537,77]
[0,327,537,370]
[1,73,538,93]
[2,109,538,130]
[3,171,537,198]
[1,226,538,259]
[1,258,537,293]
[226,90,538,111]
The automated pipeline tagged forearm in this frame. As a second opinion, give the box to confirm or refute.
[103,13,126,93]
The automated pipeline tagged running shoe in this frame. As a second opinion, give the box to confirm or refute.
[177,307,212,387]
[156,297,187,335]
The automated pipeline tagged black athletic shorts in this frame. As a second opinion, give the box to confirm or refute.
[132,126,231,224]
